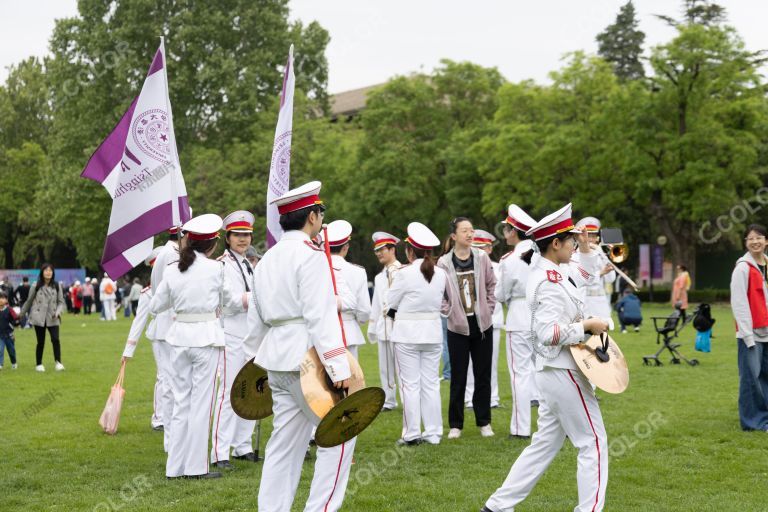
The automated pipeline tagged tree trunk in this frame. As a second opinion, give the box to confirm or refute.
[649,198,698,287]
[3,237,14,269]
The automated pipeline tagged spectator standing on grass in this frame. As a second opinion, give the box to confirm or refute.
[672,264,691,321]
[15,277,31,328]
[120,278,132,317]
[20,263,67,372]
[730,223,768,432]
[614,289,642,334]
[70,280,83,315]
[81,278,94,315]
[129,278,142,317]
[100,273,117,321]
[92,277,101,315]
[0,292,19,370]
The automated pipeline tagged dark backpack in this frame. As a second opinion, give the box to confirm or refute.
[693,304,715,332]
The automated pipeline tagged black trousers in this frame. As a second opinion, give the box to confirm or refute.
[447,316,493,429]
[35,325,61,365]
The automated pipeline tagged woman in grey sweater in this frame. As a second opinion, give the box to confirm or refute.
[20,263,66,372]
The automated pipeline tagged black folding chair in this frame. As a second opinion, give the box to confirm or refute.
[643,309,700,367]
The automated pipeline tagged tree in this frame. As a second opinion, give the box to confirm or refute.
[597,1,646,82]
[657,0,727,28]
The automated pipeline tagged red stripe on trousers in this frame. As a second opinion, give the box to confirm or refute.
[213,347,227,462]
[567,369,601,512]
[323,442,345,512]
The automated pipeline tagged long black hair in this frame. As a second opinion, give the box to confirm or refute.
[407,244,436,283]
[178,238,219,272]
[521,232,574,265]
[35,263,57,290]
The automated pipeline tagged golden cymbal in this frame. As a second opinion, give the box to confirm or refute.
[570,333,629,394]
[314,387,386,448]
[299,348,366,422]
[231,358,273,420]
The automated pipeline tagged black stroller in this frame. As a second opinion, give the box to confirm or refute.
[642,304,706,367]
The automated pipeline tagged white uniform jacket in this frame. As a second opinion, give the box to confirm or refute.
[332,254,371,347]
[490,260,504,329]
[368,261,403,342]
[496,240,535,332]
[122,287,152,358]
[526,253,597,371]
[571,248,615,297]
[245,230,351,382]
[387,259,448,345]
[147,240,179,341]
[149,253,246,348]
[218,249,254,340]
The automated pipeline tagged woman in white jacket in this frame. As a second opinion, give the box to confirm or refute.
[150,214,247,480]
[483,203,610,512]
[729,223,768,431]
[387,222,447,446]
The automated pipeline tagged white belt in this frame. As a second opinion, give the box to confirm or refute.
[586,290,607,297]
[396,312,440,320]
[175,312,217,323]
[269,318,306,327]
[341,312,357,321]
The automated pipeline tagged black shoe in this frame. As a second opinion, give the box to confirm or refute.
[233,452,260,462]
[214,460,235,470]
[304,448,313,461]
[530,400,540,407]
[382,406,395,412]
[152,425,164,432]
[491,403,502,409]
[184,472,222,479]
[395,438,422,446]
[309,438,317,446]
[508,434,531,441]
[480,507,497,512]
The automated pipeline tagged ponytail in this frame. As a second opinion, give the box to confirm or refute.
[521,249,535,266]
[178,238,218,272]
[420,253,436,283]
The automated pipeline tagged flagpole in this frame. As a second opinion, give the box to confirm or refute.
[160,36,181,228]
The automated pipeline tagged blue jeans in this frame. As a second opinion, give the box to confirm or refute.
[737,339,768,431]
[0,335,17,366]
[441,316,451,379]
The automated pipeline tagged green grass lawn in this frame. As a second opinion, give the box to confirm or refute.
[1,304,765,511]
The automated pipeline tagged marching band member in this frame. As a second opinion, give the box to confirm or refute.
[369,231,403,411]
[246,181,355,512]
[147,227,181,451]
[573,216,615,321]
[495,205,539,439]
[120,247,163,430]
[211,211,258,469]
[150,214,247,480]
[325,219,371,359]
[438,217,497,439]
[482,203,610,512]
[465,229,502,409]
[388,222,447,445]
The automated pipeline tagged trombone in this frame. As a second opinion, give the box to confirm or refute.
[598,241,639,291]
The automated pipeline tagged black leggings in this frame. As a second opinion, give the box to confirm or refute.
[447,316,493,429]
[35,325,61,365]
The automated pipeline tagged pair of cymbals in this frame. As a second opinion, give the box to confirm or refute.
[570,333,629,394]
[231,349,385,447]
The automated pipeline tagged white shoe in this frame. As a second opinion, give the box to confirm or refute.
[479,425,495,438]
[55,362,65,371]
[634,326,640,332]
[621,329,627,334]
[11,363,17,370]
[36,364,45,372]
[447,428,462,439]
[0,365,3,370]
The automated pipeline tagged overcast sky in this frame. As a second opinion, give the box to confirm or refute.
[1,1,767,93]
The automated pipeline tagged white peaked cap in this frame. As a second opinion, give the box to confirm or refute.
[406,222,440,249]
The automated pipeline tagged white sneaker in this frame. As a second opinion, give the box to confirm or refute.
[479,425,495,438]
[36,364,45,372]
[0,365,3,370]
[634,326,640,332]
[55,362,65,371]
[621,329,627,334]
[11,363,17,370]
[447,428,462,439]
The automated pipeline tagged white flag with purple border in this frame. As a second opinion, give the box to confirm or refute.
[81,39,190,279]
[266,44,295,248]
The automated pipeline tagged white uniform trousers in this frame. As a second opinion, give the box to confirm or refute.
[150,339,165,428]
[211,335,256,462]
[465,328,501,407]
[485,368,608,512]
[258,370,356,512]
[506,330,538,436]
[152,340,175,452]
[166,345,220,477]
[102,299,116,321]
[392,342,442,443]
[378,339,399,409]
